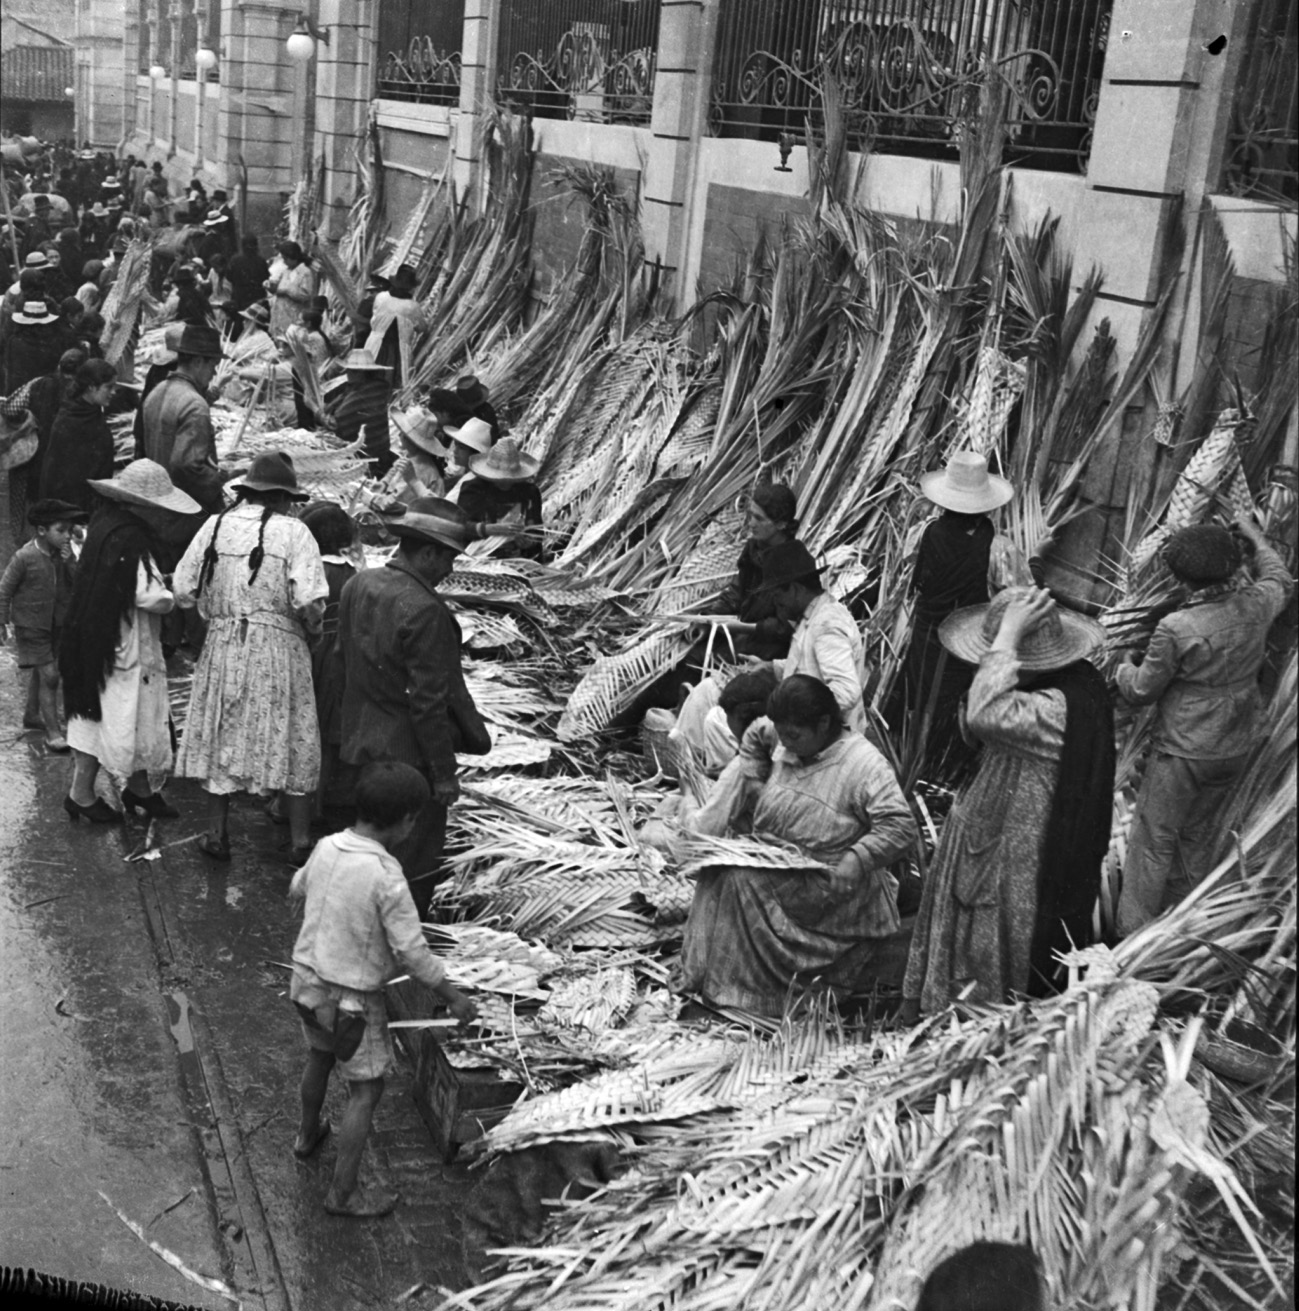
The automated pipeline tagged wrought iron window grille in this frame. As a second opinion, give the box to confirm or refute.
[378,38,462,105]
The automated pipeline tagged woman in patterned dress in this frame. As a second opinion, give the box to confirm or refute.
[172,451,327,861]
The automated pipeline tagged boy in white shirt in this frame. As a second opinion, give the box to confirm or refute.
[289,761,476,1217]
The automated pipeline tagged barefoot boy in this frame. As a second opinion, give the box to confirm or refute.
[288,760,477,1217]
[0,499,87,751]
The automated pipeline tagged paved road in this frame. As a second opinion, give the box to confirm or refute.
[0,652,516,1309]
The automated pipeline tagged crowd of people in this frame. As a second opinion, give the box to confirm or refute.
[1,141,1291,1219]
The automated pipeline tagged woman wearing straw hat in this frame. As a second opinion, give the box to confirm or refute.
[887,450,1037,783]
[901,587,1114,1017]
[59,459,200,822]
[385,405,450,500]
[455,437,543,541]
[3,296,66,394]
[172,451,328,862]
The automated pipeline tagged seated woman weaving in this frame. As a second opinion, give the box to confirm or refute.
[681,675,917,1015]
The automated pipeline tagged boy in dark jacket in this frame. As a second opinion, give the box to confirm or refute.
[0,498,88,749]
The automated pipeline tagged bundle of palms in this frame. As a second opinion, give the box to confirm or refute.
[98,235,155,366]
[282,166,321,249]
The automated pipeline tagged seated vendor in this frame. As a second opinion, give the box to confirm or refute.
[223,303,296,425]
[438,413,492,488]
[454,437,542,531]
[717,482,798,662]
[681,674,916,1015]
[384,405,448,501]
[327,348,394,476]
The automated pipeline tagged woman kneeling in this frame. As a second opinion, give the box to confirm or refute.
[681,675,917,1016]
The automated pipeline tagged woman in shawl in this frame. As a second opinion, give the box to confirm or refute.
[901,588,1115,1018]
[265,241,316,339]
[172,451,328,862]
[363,264,426,390]
[59,459,200,822]
[681,675,917,1016]
[1,345,85,529]
[714,482,799,662]
[887,451,1038,782]
[40,357,118,511]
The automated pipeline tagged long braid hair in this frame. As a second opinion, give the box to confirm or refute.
[195,489,288,597]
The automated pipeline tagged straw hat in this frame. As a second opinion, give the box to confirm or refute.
[443,415,493,454]
[378,496,475,553]
[23,251,51,270]
[203,209,229,227]
[468,437,539,482]
[753,541,821,593]
[87,459,201,515]
[343,347,391,376]
[88,202,109,218]
[232,451,308,501]
[919,450,1014,514]
[0,410,38,472]
[391,406,448,457]
[939,587,1105,672]
[241,302,271,329]
[12,299,59,325]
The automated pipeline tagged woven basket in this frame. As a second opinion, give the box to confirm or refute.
[640,713,682,781]
[1196,1025,1287,1085]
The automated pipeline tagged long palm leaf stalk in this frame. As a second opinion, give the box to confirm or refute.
[99,235,156,366]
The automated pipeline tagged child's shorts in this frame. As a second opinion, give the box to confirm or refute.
[13,625,59,669]
[290,963,393,1082]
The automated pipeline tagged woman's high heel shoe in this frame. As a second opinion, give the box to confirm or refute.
[63,795,122,824]
[122,789,180,820]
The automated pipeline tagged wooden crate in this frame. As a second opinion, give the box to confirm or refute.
[387,978,525,1163]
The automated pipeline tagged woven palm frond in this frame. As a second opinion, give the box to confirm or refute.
[558,630,693,742]
[678,834,832,880]
[99,236,154,365]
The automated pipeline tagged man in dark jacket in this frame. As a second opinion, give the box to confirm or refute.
[227,233,269,312]
[337,498,488,915]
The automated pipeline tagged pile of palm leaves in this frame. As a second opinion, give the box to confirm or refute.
[432,676,1293,1309]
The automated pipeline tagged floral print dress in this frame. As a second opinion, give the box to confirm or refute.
[173,502,327,795]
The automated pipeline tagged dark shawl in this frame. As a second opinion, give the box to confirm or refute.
[60,505,157,722]
[1023,658,1116,995]
[40,394,114,510]
[912,511,995,628]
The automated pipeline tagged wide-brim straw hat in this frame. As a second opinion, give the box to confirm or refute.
[920,450,1014,514]
[89,203,109,218]
[241,302,271,328]
[232,451,308,501]
[12,300,59,325]
[343,347,391,375]
[203,210,230,227]
[391,406,448,457]
[939,587,1105,672]
[443,415,493,454]
[378,496,474,553]
[469,437,539,482]
[87,459,201,515]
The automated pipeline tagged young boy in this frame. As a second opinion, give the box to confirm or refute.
[288,760,477,1218]
[0,498,87,751]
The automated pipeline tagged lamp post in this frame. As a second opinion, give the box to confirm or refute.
[194,42,217,167]
[285,11,328,188]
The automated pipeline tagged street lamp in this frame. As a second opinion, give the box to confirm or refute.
[149,64,167,80]
[286,15,329,62]
[195,47,218,72]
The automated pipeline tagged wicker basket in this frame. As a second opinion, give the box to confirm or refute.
[1196,1024,1287,1085]
[641,712,682,781]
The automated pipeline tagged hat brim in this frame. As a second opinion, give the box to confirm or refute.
[443,423,492,453]
[392,413,448,457]
[86,479,202,515]
[346,362,392,375]
[938,601,1105,671]
[233,477,309,501]
[919,468,1015,514]
[468,454,539,481]
[383,517,466,553]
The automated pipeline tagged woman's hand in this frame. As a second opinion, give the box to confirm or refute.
[834,851,862,881]
[992,587,1052,653]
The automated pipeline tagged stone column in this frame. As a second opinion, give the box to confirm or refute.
[220,0,297,237]
[454,0,500,214]
[643,0,717,301]
[168,0,182,156]
[313,0,377,239]
[1048,0,1247,608]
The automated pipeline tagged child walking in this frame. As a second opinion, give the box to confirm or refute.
[288,760,477,1217]
[0,498,88,751]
